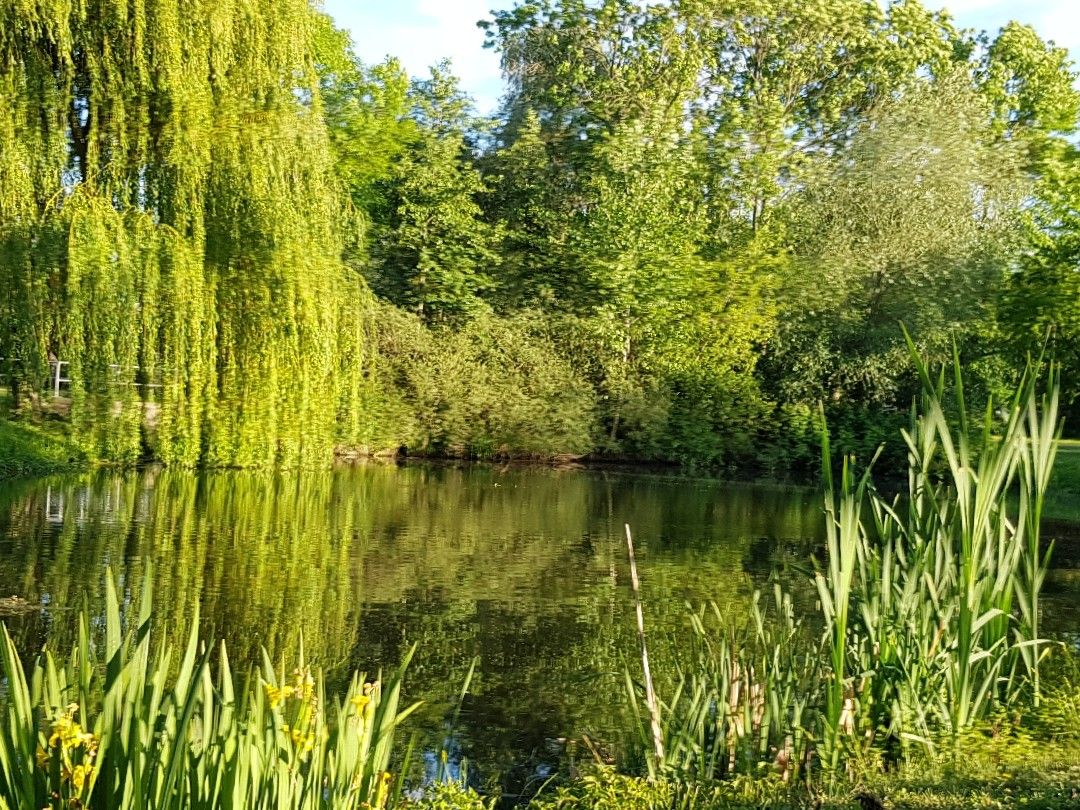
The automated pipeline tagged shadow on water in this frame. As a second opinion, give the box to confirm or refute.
[0,463,1076,800]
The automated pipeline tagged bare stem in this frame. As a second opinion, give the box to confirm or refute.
[626,523,665,771]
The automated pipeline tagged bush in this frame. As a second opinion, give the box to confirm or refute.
[527,768,812,810]
[402,780,495,809]
[374,307,598,458]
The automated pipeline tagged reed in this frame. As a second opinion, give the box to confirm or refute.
[0,568,420,810]
[627,343,1062,781]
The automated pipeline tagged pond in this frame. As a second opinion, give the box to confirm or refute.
[0,462,1077,798]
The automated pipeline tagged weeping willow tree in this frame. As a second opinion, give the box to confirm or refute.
[0,0,382,466]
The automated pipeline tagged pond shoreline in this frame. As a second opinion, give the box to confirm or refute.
[0,415,812,484]
[4,425,1080,522]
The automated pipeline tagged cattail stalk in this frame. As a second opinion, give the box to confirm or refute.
[626,523,665,771]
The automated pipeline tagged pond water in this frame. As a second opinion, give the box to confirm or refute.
[0,463,1077,798]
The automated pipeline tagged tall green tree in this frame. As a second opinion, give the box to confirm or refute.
[1003,141,1080,426]
[0,0,383,466]
[687,0,963,244]
[483,1,777,460]
[764,77,1028,407]
[984,24,1080,424]
[481,0,705,310]
[370,63,501,322]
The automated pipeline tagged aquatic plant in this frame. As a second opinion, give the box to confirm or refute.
[628,344,1062,780]
[0,568,419,809]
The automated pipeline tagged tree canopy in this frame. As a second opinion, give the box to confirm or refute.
[1,0,1078,470]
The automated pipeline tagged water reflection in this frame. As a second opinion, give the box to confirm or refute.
[0,463,1075,796]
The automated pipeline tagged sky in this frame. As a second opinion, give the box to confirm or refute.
[322,0,1080,114]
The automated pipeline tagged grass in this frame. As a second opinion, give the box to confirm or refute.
[512,753,1080,809]
[519,648,1080,809]
[0,417,85,479]
[1044,441,1080,521]
[1048,440,1080,490]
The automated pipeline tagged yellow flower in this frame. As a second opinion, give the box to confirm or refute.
[265,683,296,710]
[350,694,371,715]
[48,705,94,752]
[71,763,92,792]
[35,746,49,768]
[286,725,316,754]
[292,667,316,704]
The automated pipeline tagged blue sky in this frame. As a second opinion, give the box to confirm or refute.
[322,0,1080,114]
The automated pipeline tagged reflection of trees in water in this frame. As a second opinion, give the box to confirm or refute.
[0,469,362,669]
[0,464,838,794]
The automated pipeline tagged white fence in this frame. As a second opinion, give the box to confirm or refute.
[0,357,163,398]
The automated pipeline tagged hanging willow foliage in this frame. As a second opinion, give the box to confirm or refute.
[0,0,384,467]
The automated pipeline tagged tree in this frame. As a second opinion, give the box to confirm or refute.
[687,0,964,245]
[983,24,1080,425]
[481,0,706,311]
[1003,141,1080,426]
[764,77,1028,407]
[978,22,1080,145]
[482,0,703,139]
[0,0,383,466]
[370,63,502,322]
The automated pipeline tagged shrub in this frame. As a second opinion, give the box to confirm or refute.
[402,780,495,810]
[375,307,598,458]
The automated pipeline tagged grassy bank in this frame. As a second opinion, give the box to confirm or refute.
[0,418,85,479]
[406,705,1080,808]
[1050,440,1080,492]
[514,749,1080,809]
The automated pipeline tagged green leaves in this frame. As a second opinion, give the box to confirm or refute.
[632,349,1062,778]
[0,0,387,470]
[368,64,501,323]
[766,75,1027,408]
[979,22,1080,137]
[0,567,418,809]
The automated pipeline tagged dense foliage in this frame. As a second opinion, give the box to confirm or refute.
[623,350,1062,782]
[0,570,418,810]
[1,0,1078,471]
